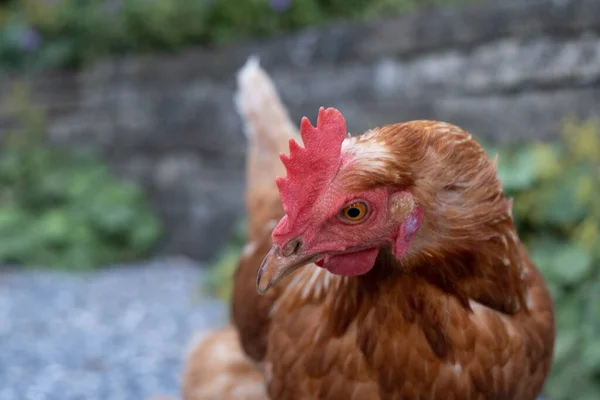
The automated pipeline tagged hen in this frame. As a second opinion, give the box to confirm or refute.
[182,58,555,400]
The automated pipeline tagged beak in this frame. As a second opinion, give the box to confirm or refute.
[256,245,317,295]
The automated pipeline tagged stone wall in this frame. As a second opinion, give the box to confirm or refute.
[1,0,599,262]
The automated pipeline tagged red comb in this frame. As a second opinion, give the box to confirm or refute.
[276,107,347,225]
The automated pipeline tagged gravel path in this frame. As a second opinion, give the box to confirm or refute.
[0,257,228,400]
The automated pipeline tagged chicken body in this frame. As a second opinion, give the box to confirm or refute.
[182,326,266,400]
[183,58,555,400]
[242,252,553,400]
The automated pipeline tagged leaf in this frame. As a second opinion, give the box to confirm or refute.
[0,204,28,232]
[582,341,600,374]
[555,292,582,328]
[205,244,241,301]
[562,118,600,161]
[0,205,38,263]
[496,146,540,191]
[529,236,565,277]
[529,142,561,181]
[529,170,588,227]
[129,213,162,251]
[529,235,593,286]
[37,209,70,245]
[575,218,600,250]
[551,245,593,285]
[576,175,596,205]
[85,183,142,233]
[0,150,22,184]
[553,329,580,366]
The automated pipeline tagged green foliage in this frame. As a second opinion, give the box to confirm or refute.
[0,0,480,71]
[0,82,162,270]
[489,118,600,400]
[208,119,600,398]
[204,218,246,301]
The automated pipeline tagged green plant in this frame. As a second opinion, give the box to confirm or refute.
[490,119,600,400]
[0,0,482,71]
[207,119,600,399]
[204,218,246,301]
[0,82,162,269]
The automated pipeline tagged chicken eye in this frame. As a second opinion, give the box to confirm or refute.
[339,202,368,224]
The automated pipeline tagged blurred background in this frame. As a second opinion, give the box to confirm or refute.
[0,0,599,399]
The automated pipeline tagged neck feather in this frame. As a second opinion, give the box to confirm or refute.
[359,220,526,316]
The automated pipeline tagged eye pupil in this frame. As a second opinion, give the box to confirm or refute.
[339,201,368,224]
[347,207,361,218]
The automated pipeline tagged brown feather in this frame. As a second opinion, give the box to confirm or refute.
[181,326,267,400]
[238,121,554,399]
[184,61,554,400]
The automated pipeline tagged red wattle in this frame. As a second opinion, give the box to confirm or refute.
[323,248,379,276]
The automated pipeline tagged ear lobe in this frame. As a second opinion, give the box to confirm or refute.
[392,206,422,260]
[388,191,414,221]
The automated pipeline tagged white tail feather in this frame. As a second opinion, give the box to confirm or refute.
[234,56,299,145]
